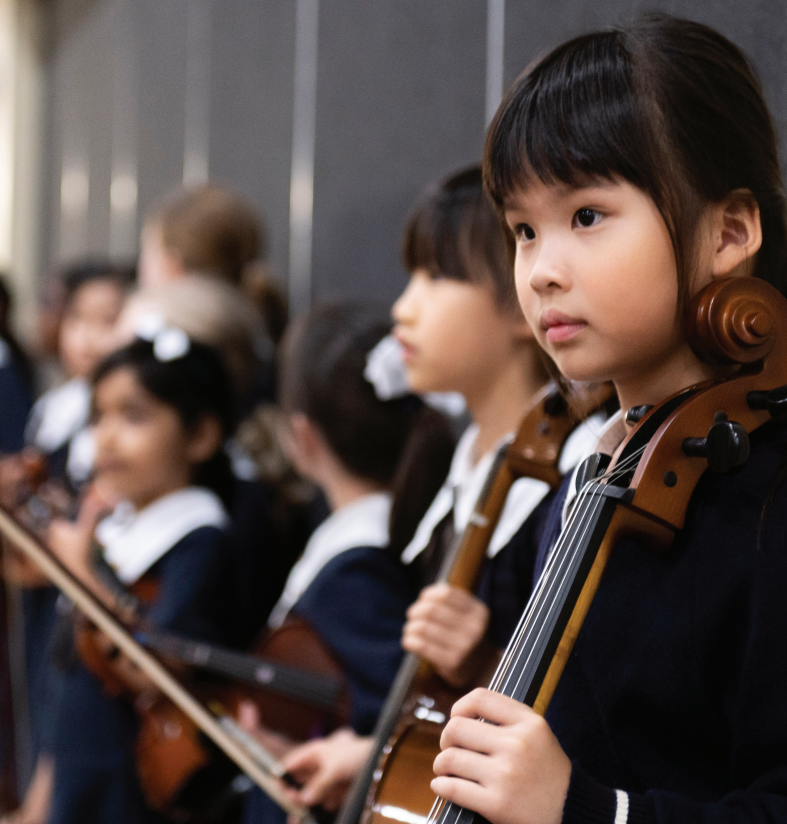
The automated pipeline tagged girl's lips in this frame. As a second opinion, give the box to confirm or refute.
[540,309,587,344]
[545,322,587,343]
[394,334,417,363]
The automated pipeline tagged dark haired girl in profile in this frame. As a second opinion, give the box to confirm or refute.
[240,302,455,824]
[35,330,238,824]
[430,15,787,824]
[277,167,606,811]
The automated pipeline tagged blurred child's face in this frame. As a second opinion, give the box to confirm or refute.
[138,223,184,288]
[93,367,208,509]
[60,280,126,379]
[392,271,529,405]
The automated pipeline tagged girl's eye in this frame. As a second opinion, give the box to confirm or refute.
[515,223,535,241]
[573,208,602,228]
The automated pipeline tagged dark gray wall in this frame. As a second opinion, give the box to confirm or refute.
[39,0,787,310]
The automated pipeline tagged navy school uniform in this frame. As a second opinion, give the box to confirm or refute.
[244,492,415,824]
[0,339,32,454]
[528,416,787,824]
[402,418,606,648]
[22,377,93,773]
[47,488,230,824]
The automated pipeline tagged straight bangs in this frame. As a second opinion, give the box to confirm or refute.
[403,166,516,309]
[485,31,655,207]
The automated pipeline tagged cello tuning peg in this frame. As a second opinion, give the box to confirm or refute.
[682,418,750,473]
[747,385,787,419]
[625,405,653,424]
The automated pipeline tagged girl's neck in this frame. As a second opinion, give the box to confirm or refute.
[466,345,545,462]
[616,341,720,423]
[320,466,386,513]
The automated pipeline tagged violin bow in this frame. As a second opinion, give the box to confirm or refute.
[0,504,314,823]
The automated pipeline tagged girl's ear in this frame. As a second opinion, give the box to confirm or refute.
[710,190,763,278]
[281,413,327,480]
[185,415,223,465]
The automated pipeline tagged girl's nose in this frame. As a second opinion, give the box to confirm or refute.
[392,277,419,325]
[524,241,570,294]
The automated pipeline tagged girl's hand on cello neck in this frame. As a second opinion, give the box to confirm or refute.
[281,727,373,815]
[433,688,571,824]
[402,583,497,688]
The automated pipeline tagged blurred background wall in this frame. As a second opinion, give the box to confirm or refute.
[1,0,786,337]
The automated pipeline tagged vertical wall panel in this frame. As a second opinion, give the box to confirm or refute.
[209,0,296,287]
[310,1,487,307]
[134,0,188,223]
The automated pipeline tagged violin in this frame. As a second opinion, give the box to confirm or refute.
[416,276,787,824]
[338,380,614,824]
[0,494,314,823]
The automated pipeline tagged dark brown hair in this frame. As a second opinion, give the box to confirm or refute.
[484,14,787,304]
[280,303,455,555]
[94,338,238,508]
[403,165,518,311]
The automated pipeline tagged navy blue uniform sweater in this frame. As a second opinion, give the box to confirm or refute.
[534,419,787,824]
[48,525,225,824]
[291,545,416,735]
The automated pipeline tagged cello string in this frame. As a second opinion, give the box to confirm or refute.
[500,448,644,699]
[491,448,643,695]
[429,448,645,824]
[429,449,645,824]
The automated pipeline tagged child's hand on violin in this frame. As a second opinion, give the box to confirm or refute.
[281,728,372,813]
[402,583,494,687]
[432,688,571,824]
[47,485,114,582]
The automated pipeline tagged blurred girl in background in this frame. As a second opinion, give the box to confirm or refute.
[241,302,455,824]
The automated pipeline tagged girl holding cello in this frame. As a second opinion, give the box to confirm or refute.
[431,14,787,824]
[44,328,238,824]
[280,168,603,810]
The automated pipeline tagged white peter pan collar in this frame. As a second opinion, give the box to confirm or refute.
[97,487,229,585]
[27,378,91,453]
[401,424,552,564]
[268,492,392,629]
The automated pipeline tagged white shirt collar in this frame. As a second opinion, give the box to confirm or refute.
[97,487,229,585]
[268,492,392,629]
[27,378,91,453]
[401,424,552,564]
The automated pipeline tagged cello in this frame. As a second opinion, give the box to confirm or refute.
[411,276,787,824]
[337,380,614,824]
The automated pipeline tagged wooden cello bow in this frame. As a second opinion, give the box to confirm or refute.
[0,502,314,823]
[422,275,787,824]
[337,380,613,824]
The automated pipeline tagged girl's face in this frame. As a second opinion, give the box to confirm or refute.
[60,280,126,379]
[392,270,528,404]
[505,177,714,410]
[92,367,210,510]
